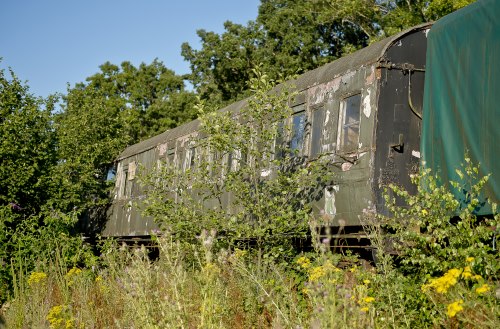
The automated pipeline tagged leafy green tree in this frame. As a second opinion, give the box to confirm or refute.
[182,0,476,108]
[51,87,126,216]
[50,59,197,232]
[81,59,197,142]
[0,66,93,302]
[0,68,57,215]
[143,68,333,262]
[378,158,499,279]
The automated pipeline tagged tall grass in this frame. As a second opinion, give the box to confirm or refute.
[2,229,498,328]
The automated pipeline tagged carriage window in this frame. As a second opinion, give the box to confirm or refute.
[310,106,325,158]
[184,145,196,170]
[167,148,175,166]
[338,94,361,151]
[227,152,233,172]
[274,120,285,160]
[290,108,306,155]
[118,167,128,198]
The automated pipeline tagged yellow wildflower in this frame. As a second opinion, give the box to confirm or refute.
[65,319,74,329]
[65,268,82,287]
[47,305,67,329]
[65,267,82,278]
[475,284,490,295]
[422,268,462,294]
[28,271,47,286]
[446,300,464,318]
[462,266,472,279]
[296,256,311,269]
[363,296,375,303]
[202,262,221,277]
[233,249,247,259]
[466,257,474,263]
[308,266,326,282]
[472,274,482,281]
[421,209,428,216]
[360,307,369,312]
[363,279,371,285]
[349,266,357,273]
[462,271,472,279]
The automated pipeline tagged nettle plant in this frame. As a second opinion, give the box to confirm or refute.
[142,68,333,262]
[381,158,499,279]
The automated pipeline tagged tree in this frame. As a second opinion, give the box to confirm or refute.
[81,59,197,142]
[52,87,126,215]
[0,68,56,216]
[182,0,476,109]
[143,68,333,262]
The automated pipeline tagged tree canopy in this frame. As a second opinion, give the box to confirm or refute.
[182,0,475,107]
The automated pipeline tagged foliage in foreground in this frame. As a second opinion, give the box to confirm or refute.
[142,68,333,263]
[2,163,499,328]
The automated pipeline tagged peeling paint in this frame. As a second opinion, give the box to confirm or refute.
[158,143,168,156]
[324,185,339,216]
[363,89,372,118]
[341,71,355,84]
[365,66,375,85]
[308,77,341,105]
[341,162,353,171]
[261,168,271,177]
[412,150,421,158]
[128,162,137,180]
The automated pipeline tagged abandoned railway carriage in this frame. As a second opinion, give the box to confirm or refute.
[104,0,499,243]
[104,23,432,242]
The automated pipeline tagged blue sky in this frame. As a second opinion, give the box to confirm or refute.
[0,0,260,98]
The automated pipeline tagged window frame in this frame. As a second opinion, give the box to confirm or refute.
[337,93,362,153]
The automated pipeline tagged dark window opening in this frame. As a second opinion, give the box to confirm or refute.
[290,111,306,155]
[339,94,361,151]
[310,106,325,158]
[275,120,286,160]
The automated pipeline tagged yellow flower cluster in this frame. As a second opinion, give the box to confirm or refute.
[475,283,490,295]
[28,271,47,286]
[363,297,375,303]
[422,268,462,294]
[446,300,464,318]
[46,305,74,329]
[66,267,82,277]
[65,267,82,287]
[358,296,375,312]
[304,260,341,282]
[308,266,326,282]
[296,256,311,269]
[95,275,110,294]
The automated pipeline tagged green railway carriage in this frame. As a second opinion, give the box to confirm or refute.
[104,23,432,243]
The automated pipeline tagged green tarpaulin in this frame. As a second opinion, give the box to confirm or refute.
[422,0,500,214]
